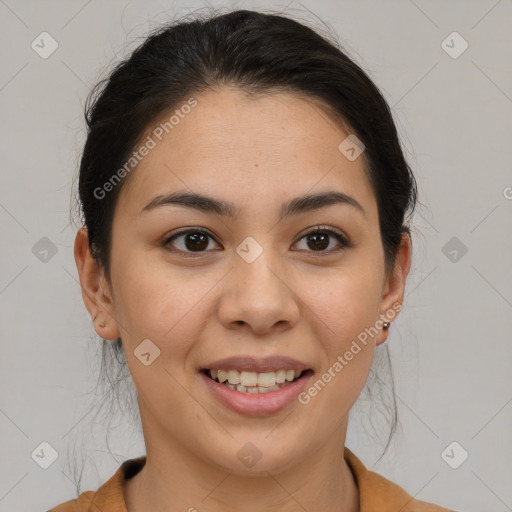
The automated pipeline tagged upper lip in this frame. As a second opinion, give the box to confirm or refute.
[201,356,311,373]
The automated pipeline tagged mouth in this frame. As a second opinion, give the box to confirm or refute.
[201,368,312,394]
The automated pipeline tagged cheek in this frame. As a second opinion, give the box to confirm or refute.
[327,279,381,334]
[300,282,380,412]
[297,257,383,371]
[291,268,382,429]
[111,253,216,355]
[303,261,383,333]
[112,263,212,409]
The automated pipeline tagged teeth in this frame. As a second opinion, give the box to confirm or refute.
[227,383,286,394]
[207,368,305,393]
[227,370,240,385]
[257,372,276,387]
[240,371,258,387]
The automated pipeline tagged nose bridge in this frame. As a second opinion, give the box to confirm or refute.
[218,238,299,333]
[240,253,281,297]
[237,243,287,305]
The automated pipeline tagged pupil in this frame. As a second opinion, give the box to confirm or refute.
[186,232,208,251]
[308,233,328,251]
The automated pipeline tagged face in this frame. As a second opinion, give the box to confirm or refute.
[76,86,410,476]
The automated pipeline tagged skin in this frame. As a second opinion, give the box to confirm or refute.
[75,85,411,512]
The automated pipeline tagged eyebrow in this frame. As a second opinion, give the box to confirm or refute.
[140,190,366,220]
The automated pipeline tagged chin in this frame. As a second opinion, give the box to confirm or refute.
[203,433,306,476]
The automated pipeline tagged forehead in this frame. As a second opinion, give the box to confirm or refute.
[116,86,376,218]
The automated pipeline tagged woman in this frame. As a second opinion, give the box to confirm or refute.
[49,8,455,512]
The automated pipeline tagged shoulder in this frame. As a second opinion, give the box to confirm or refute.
[45,456,146,512]
[344,447,457,512]
[45,491,95,512]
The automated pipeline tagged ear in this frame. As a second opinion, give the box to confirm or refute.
[74,227,120,341]
[375,232,412,346]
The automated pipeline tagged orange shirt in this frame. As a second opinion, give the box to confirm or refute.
[47,447,455,511]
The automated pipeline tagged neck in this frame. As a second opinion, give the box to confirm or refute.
[124,427,359,512]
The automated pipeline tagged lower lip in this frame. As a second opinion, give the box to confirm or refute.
[200,371,313,416]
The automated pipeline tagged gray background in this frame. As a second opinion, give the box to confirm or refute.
[1,1,511,511]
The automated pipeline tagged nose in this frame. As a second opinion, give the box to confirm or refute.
[217,251,300,336]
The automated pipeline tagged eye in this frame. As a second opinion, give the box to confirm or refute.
[292,225,350,253]
[162,225,350,256]
[163,228,221,256]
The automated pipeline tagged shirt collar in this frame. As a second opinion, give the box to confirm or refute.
[81,447,446,512]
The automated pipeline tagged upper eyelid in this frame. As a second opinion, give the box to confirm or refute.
[165,227,218,242]
[299,224,346,237]
[165,225,345,239]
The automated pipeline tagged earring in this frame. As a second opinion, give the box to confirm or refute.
[93,314,106,329]
[383,322,390,329]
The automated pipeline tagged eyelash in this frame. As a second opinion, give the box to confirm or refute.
[162,225,350,257]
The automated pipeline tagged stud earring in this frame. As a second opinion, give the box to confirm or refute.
[383,322,390,329]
